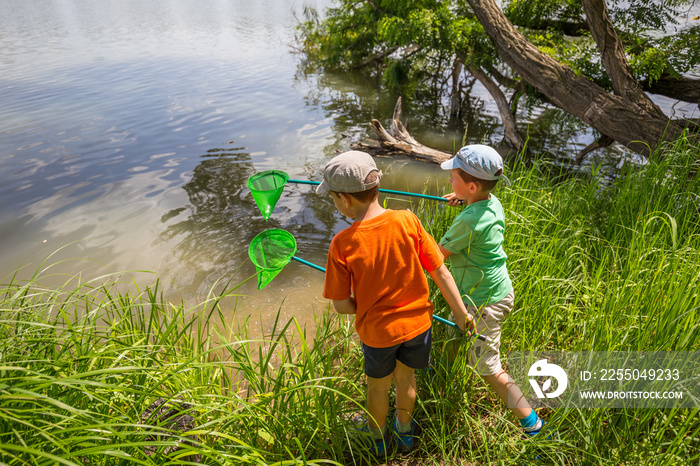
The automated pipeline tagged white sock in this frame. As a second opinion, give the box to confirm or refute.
[369,424,385,439]
[396,418,412,433]
[523,417,543,433]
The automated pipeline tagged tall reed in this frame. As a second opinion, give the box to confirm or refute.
[0,267,374,465]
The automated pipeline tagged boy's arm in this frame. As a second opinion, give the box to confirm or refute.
[332,297,357,315]
[438,244,452,259]
[429,264,475,333]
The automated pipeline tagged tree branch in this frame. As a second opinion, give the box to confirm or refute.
[465,0,687,156]
[642,75,700,105]
[518,19,589,36]
[575,134,614,163]
[366,0,389,15]
[582,0,666,119]
[482,63,518,88]
[468,65,526,149]
[353,46,400,69]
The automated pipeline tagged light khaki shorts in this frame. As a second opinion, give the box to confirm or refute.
[466,290,514,376]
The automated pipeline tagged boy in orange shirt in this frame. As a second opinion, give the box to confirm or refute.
[317,150,474,455]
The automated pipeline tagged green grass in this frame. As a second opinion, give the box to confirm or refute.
[422,135,700,464]
[2,136,700,465]
[0,268,371,465]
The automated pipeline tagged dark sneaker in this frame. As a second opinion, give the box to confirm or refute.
[357,424,387,457]
[394,418,416,453]
[522,419,550,465]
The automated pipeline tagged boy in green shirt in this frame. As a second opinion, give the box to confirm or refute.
[439,144,545,437]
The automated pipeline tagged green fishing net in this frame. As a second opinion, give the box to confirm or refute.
[248,228,297,289]
[247,170,289,220]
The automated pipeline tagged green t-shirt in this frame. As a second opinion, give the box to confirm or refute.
[439,194,512,308]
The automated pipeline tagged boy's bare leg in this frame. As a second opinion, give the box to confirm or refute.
[482,369,533,419]
[366,374,393,429]
[392,360,417,425]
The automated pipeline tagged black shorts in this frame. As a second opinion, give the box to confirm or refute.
[361,327,432,379]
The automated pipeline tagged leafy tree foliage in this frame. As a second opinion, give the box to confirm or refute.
[296,0,700,156]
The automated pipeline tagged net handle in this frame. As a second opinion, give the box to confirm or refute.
[289,255,487,341]
[291,256,325,272]
[287,178,447,202]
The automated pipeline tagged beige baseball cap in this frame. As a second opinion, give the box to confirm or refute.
[315,150,382,195]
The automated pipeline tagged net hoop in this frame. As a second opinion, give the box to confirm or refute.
[247,170,290,220]
[248,228,297,289]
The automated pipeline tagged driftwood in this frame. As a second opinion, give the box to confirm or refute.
[351,97,452,164]
[352,96,615,165]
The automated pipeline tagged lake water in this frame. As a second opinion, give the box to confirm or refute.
[0,0,450,334]
[1,0,698,334]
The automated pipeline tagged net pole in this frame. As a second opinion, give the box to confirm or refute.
[287,253,484,338]
[287,178,320,186]
[291,256,326,272]
[377,188,447,202]
[432,314,458,329]
[287,178,447,202]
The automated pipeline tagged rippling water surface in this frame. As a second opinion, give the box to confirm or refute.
[2,0,697,332]
[0,0,368,331]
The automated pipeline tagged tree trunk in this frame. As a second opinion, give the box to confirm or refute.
[582,0,667,120]
[643,75,700,105]
[468,64,526,150]
[465,0,689,157]
[449,54,465,121]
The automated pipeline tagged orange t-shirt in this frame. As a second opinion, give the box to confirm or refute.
[323,209,444,348]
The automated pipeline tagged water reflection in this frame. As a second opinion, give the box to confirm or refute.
[0,0,337,325]
[304,66,635,187]
[161,146,259,272]
[298,68,502,153]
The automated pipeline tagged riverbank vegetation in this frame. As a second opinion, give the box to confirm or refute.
[2,137,699,464]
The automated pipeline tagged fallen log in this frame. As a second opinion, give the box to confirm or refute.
[350,97,453,164]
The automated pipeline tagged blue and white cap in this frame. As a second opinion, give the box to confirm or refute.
[440,144,511,186]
